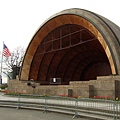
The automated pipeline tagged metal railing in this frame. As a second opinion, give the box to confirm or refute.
[0,94,119,120]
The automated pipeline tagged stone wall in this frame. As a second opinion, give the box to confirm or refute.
[7,75,120,100]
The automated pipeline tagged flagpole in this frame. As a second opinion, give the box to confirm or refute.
[0,42,4,84]
[0,52,2,84]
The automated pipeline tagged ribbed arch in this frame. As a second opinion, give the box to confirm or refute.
[80,61,111,80]
[72,55,110,81]
[46,49,69,82]
[20,8,120,85]
[64,50,108,81]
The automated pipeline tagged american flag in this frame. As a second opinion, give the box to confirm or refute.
[2,44,11,57]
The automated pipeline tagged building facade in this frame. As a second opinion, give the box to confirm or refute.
[8,8,120,99]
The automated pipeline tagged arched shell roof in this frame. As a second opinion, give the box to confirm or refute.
[19,8,120,82]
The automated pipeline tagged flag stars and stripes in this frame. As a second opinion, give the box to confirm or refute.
[2,44,11,57]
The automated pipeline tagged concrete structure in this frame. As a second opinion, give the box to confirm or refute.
[8,8,120,99]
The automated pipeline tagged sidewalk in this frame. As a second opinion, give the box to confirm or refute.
[0,92,93,120]
[0,107,94,120]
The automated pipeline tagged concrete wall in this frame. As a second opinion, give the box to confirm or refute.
[7,75,120,100]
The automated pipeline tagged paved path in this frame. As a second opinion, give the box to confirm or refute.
[0,107,93,120]
[0,92,93,120]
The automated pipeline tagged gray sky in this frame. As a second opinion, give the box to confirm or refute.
[0,0,120,52]
[0,0,120,83]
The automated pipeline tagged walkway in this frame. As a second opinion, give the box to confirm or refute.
[0,92,92,120]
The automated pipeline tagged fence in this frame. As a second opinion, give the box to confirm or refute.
[0,94,120,120]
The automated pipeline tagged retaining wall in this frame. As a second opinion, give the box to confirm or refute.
[7,75,120,99]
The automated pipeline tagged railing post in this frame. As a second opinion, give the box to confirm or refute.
[16,94,20,109]
[43,95,48,113]
[114,101,118,120]
[73,98,79,119]
[116,102,118,120]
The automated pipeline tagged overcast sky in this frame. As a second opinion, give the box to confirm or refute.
[0,0,120,83]
[0,0,120,52]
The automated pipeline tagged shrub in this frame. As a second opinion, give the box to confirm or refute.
[0,85,6,89]
[0,84,8,89]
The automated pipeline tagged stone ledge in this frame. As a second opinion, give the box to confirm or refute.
[97,75,120,80]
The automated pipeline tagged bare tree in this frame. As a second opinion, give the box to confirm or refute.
[2,46,25,79]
